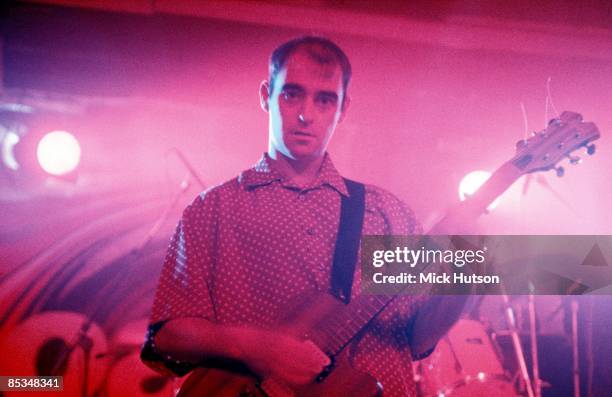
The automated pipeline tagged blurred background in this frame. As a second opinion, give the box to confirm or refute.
[0,1,610,396]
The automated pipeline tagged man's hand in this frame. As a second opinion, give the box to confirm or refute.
[240,331,330,386]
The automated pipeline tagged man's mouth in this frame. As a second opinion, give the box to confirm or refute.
[293,130,314,137]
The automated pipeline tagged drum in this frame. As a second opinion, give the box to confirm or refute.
[418,319,516,397]
[0,310,109,397]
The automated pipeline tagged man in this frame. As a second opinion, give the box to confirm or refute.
[142,36,463,397]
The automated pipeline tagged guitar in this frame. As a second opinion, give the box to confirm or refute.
[433,111,600,233]
[177,111,600,397]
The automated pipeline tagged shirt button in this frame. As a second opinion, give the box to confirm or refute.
[306,227,316,236]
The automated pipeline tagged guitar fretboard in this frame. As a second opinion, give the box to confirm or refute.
[310,293,393,355]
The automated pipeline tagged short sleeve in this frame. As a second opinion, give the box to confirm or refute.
[365,184,423,236]
[141,190,219,375]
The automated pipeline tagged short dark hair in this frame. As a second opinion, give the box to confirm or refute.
[269,36,352,104]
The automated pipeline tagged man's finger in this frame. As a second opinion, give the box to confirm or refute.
[303,340,330,366]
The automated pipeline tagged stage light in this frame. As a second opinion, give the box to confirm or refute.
[36,131,81,176]
[1,130,21,171]
[459,170,500,210]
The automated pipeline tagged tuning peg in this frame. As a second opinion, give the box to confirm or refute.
[568,154,582,165]
[586,144,596,155]
[560,111,583,122]
[516,139,528,149]
[555,166,565,177]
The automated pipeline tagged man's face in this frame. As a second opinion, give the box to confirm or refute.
[262,49,349,160]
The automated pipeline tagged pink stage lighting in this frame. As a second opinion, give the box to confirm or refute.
[36,131,81,176]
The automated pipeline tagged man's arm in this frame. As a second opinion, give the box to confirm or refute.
[408,236,480,359]
[153,317,330,386]
[408,295,469,358]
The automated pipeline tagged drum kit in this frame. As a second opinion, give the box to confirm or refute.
[0,311,110,397]
[0,295,585,397]
[417,318,516,397]
[415,295,584,397]
[0,312,177,397]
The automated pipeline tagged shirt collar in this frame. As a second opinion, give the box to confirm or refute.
[239,152,349,197]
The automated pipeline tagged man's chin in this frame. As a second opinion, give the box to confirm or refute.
[287,148,324,161]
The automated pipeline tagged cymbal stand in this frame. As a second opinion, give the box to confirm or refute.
[50,319,94,397]
[501,293,535,397]
[570,299,580,397]
[527,294,542,397]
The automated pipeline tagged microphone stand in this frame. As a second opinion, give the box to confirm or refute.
[136,147,206,253]
[167,148,206,191]
[134,172,192,253]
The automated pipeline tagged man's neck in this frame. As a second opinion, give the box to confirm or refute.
[268,150,325,187]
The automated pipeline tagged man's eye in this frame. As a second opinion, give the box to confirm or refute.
[317,96,336,107]
[282,90,301,101]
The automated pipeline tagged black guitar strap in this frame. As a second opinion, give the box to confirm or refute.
[330,178,366,304]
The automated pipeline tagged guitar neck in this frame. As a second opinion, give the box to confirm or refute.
[311,294,393,356]
[433,160,524,233]
[314,160,525,356]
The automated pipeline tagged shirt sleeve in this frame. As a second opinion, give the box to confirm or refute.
[141,190,219,376]
[365,184,422,236]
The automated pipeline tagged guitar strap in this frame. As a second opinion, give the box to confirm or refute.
[330,178,366,304]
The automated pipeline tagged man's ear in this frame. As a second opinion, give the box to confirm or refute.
[338,94,351,123]
[259,80,270,112]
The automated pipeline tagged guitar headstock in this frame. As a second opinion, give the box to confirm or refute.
[511,111,600,176]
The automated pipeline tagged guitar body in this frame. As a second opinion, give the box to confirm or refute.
[177,368,265,397]
[177,290,383,397]
[177,352,381,397]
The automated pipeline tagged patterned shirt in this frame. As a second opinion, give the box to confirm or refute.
[143,153,426,397]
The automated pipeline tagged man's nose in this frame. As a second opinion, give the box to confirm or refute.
[298,100,315,125]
